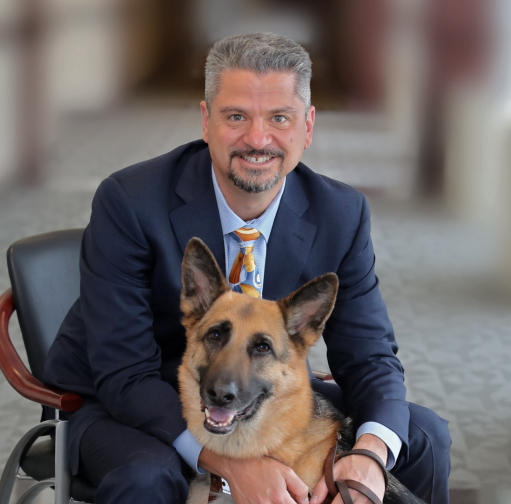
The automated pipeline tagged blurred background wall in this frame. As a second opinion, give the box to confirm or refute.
[0,0,506,194]
[1,1,511,501]
[2,0,509,257]
[1,0,423,183]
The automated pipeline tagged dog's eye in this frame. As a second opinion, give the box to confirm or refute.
[208,330,221,341]
[256,343,270,353]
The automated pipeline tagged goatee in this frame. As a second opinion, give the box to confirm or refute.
[228,149,285,194]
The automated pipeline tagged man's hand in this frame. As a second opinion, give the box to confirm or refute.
[310,434,387,504]
[199,448,310,504]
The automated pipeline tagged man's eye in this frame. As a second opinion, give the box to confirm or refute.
[209,331,221,341]
[273,115,287,123]
[229,114,244,121]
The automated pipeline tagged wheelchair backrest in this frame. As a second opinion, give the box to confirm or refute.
[7,229,84,381]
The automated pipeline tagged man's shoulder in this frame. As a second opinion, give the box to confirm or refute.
[109,139,208,189]
[90,139,210,221]
[293,161,367,213]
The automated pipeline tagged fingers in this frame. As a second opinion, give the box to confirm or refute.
[224,456,310,504]
[310,475,328,504]
[282,466,310,504]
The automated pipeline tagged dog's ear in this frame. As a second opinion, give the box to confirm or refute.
[181,238,229,326]
[278,273,338,351]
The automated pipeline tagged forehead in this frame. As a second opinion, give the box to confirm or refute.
[213,69,302,111]
[199,294,288,346]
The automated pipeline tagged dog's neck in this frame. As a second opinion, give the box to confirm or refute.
[267,389,342,489]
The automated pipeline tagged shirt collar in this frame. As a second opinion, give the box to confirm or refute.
[211,165,286,242]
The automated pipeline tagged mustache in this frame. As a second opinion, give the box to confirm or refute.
[230,149,285,160]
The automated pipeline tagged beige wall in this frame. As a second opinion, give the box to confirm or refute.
[0,1,21,182]
[0,0,165,184]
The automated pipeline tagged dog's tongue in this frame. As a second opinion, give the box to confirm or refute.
[207,407,236,422]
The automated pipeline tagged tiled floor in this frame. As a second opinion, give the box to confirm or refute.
[1,101,510,503]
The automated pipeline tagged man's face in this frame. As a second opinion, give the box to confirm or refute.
[200,70,315,194]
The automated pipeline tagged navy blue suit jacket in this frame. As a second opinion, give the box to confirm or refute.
[43,140,409,474]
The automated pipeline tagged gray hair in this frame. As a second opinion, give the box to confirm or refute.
[205,32,312,115]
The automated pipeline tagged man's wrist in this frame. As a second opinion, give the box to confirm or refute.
[353,433,388,467]
[355,422,402,469]
[198,447,231,479]
[172,429,206,473]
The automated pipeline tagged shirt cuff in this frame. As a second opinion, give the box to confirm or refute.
[356,422,402,470]
[172,429,206,474]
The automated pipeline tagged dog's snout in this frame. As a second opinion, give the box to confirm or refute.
[207,382,238,406]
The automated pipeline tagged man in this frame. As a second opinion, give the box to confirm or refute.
[44,33,451,504]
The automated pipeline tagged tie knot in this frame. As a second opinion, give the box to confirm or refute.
[228,227,262,298]
[232,227,260,242]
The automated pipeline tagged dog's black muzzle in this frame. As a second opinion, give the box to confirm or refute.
[200,364,271,434]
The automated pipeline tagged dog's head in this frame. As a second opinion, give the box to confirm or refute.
[178,238,338,456]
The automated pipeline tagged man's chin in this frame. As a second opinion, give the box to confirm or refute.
[227,159,284,194]
[227,169,283,194]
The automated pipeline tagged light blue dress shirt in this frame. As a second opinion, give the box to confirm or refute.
[172,167,402,471]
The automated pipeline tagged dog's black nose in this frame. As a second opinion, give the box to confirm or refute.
[207,383,238,406]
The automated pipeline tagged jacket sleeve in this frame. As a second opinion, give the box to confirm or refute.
[323,193,410,448]
[79,176,187,446]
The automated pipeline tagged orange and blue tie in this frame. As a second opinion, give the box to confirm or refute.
[228,227,262,298]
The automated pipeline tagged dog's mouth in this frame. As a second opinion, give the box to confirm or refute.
[202,393,265,435]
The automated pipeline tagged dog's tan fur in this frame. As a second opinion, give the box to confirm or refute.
[178,238,422,504]
[178,238,340,490]
[179,291,340,487]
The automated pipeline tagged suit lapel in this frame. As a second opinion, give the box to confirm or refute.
[170,156,316,295]
[264,168,317,300]
[169,149,226,274]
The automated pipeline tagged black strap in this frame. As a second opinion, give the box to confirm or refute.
[324,444,338,496]
[342,480,382,504]
[335,449,389,490]
[336,480,354,504]
[322,444,388,504]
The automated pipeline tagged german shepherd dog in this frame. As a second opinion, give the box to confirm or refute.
[178,238,423,504]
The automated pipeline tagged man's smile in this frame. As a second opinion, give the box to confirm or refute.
[226,149,286,194]
[239,155,275,166]
[230,149,285,166]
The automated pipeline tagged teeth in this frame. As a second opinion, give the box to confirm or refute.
[243,156,272,164]
[206,418,229,427]
[205,408,210,418]
[205,413,236,428]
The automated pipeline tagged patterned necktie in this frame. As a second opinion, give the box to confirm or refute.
[228,227,262,298]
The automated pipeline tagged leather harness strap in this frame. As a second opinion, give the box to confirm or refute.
[335,480,354,504]
[323,442,388,504]
[325,444,339,497]
[208,474,223,502]
[335,449,388,489]
[337,480,382,504]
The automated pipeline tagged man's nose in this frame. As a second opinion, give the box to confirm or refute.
[243,118,271,151]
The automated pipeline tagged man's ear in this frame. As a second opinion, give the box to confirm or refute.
[304,105,315,150]
[181,238,229,327]
[277,273,338,352]
[200,101,209,143]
